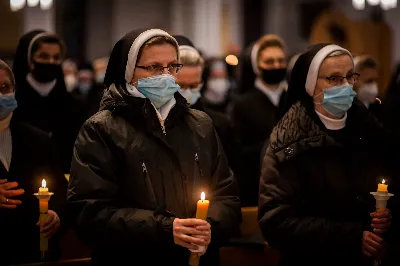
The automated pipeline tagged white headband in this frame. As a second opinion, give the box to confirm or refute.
[305,44,353,96]
[124,29,179,83]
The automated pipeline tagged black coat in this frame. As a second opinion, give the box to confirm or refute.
[67,84,241,265]
[231,88,286,206]
[0,120,67,266]
[12,30,84,173]
[258,101,399,266]
[191,99,234,167]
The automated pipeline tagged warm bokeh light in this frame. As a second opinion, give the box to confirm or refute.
[225,55,239,66]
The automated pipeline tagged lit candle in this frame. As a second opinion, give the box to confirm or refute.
[378,179,388,193]
[195,192,210,220]
[34,179,54,261]
[189,192,210,266]
[39,179,48,193]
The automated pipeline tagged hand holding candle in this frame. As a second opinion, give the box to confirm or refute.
[189,192,211,266]
[34,179,54,261]
[370,178,394,265]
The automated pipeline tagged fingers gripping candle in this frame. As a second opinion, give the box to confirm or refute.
[189,192,210,266]
[370,178,394,266]
[34,179,54,261]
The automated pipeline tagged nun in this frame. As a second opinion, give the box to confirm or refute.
[12,30,84,173]
[0,60,67,265]
[231,34,288,206]
[67,28,241,265]
[258,44,397,266]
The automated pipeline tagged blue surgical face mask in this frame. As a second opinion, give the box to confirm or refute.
[78,82,92,94]
[179,88,201,106]
[0,95,18,120]
[137,74,180,108]
[314,83,357,117]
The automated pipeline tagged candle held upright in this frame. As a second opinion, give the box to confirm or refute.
[189,192,210,266]
[370,179,394,266]
[34,179,54,261]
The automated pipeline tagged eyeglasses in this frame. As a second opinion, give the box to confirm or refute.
[136,64,183,75]
[318,73,360,86]
[0,84,14,95]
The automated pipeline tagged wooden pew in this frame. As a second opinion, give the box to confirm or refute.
[220,207,280,266]
[12,258,91,266]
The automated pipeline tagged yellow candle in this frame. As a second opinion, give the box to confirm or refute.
[35,178,53,260]
[195,192,210,220]
[39,179,48,193]
[189,192,210,266]
[378,179,388,193]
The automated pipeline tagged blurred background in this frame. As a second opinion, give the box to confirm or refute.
[1,0,399,90]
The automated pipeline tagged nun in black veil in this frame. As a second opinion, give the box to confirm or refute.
[67,28,241,265]
[12,30,84,173]
[259,44,398,266]
[236,42,258,95]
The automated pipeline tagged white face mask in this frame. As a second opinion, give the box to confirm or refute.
[65,74,77,93]
[204,78,230,104]
[179,88,201,106]
[358,82,379,104]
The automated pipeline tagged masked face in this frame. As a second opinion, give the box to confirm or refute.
[135,74,180,108]
[31,42,62,83]
[65,74,77,93]
[314,83,357,117]
[261,68,287,85]
[0,94,17,120]
[204,78,230,104]
[357,82,379,105]
[179,88,201,106]
[95,72,105,84]
[78,82,93,94]
[32,61,61,83]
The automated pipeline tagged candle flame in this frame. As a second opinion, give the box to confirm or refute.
[42,179,46,188]
[382,179,386,184]
[201,192,205,201]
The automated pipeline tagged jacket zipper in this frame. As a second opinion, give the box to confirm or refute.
[142,162,157,204]
[195,152,204,178]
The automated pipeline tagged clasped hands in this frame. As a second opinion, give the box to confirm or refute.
[173,218,211,256]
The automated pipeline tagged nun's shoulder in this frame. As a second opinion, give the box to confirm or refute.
[267,102,324,159]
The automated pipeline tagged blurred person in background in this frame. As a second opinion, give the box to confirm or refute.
[259,44,397,266]
[67,28,241,266]
[202,58,233,114]
[71,63,103,119]
[62,58,78,93]
[173,35,234,167]
[12,30,83,173]
[353,55,383,122]
[0,59,67,265]
[231,34,288,206]
[92,57,108,86]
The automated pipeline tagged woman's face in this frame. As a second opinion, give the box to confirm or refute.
[0,69,14,95]
[31,42,62,67]
[130,44,178,85]
[258,46,287,71]
[314,54,354,118]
